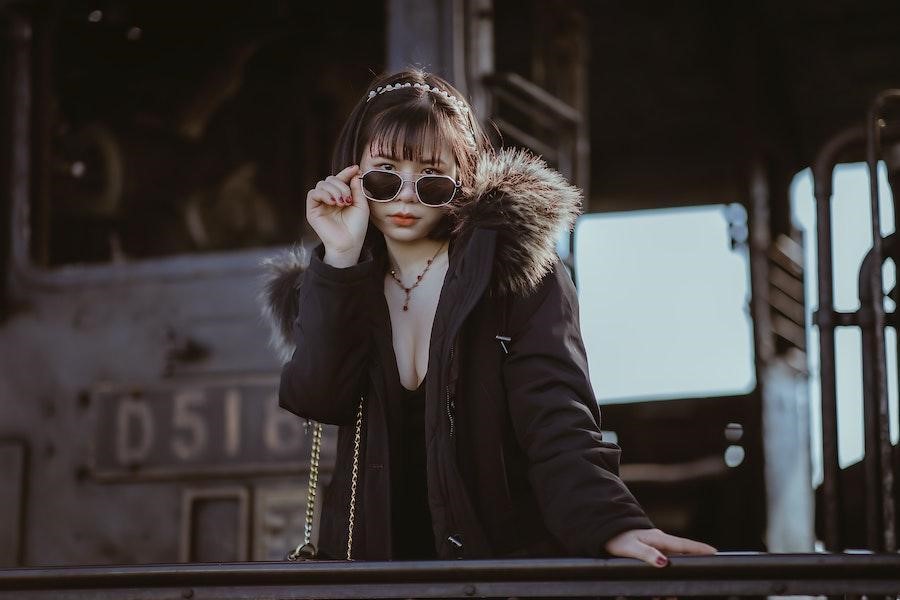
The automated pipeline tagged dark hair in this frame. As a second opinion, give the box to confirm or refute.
[332,68,491,243]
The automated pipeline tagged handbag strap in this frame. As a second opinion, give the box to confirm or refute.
[346,396,364,559]
[287,395,364,561]
[290,419,323,560]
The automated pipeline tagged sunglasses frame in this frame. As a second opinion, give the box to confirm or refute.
[359,168,460,207]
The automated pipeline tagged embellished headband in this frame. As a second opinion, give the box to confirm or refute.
[366,81,470,113]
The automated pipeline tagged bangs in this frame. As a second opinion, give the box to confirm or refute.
[363,102,468,168]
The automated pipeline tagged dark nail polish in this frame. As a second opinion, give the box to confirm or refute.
[656,556,668,566]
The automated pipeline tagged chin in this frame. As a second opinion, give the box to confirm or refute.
[386,230,426,243]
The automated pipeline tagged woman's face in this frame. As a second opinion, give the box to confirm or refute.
[360,137,457,243]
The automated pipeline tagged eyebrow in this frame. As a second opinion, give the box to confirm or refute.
[372,154,447,168]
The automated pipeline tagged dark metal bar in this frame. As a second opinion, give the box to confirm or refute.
[859,243,889,553]
[490,117,559,161]
[811,125,862,551]
[483,72,582,125]
[3,580,900,600]
[490,85,576,132]
[815,310,877,328]
[866,89,900,553]
[1,554,899,598]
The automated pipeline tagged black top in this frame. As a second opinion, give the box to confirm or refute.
[391,373,437,560]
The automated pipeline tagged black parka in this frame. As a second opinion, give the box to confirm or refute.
[261,148,654,561]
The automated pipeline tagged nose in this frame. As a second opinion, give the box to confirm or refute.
[395,178,417,202]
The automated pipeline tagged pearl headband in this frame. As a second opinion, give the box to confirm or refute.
[366,81,470,114]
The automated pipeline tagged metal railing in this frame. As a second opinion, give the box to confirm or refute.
[811,94,900,552]
[1,553,899,599]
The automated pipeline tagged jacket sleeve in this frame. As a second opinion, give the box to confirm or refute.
[278,243,374,425]
[502,255,655,556]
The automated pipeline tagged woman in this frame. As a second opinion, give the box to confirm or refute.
[261,68,716,566]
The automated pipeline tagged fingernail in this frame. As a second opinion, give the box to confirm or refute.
[656,556,668,567]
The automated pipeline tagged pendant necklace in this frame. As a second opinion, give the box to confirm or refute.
[389,240,448,312]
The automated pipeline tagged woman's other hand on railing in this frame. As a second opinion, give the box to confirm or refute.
[604,528,717,568]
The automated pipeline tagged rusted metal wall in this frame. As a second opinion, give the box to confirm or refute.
[0,1,385,566]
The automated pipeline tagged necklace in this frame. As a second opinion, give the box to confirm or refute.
[389,240,447,312]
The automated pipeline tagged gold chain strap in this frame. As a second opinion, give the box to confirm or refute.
[287,396,364,562]
[287,420,322,561]
[306,423,323,544]
[346,397,364,560]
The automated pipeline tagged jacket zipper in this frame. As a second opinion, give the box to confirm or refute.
[446,342,455,437]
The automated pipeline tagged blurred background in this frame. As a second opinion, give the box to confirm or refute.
[0,0,898,566]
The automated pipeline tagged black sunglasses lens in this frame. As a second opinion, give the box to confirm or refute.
[416,176,457,206]
[362,171,401,201]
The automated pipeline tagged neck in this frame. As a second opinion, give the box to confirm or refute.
[384,236,448,279]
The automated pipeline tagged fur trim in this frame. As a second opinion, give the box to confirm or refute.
[257,244,310,363]
[450,147,583,297]
[258,147,583,359]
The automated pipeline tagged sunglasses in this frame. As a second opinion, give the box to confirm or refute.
[360,169,460,207]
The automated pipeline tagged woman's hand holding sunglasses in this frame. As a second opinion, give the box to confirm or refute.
[306,165,370,267]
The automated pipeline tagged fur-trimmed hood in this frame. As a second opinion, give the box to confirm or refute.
[259,147,583,361]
